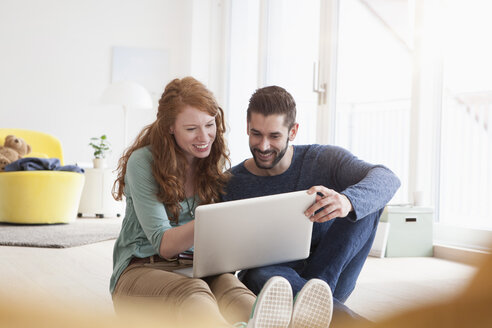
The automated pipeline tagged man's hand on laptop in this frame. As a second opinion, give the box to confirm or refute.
[305,186,353,223]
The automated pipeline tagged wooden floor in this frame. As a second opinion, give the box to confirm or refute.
[0,240,478,322]
[345,256,477,320]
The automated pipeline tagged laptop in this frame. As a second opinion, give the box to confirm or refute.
[174,190,316,278]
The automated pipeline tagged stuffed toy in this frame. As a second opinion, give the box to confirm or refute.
[0,135,31,171]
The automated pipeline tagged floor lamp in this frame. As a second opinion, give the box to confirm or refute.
[101,81,153,147]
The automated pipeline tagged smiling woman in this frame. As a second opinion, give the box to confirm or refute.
[112,77,229,225]
[108,77,256,328]
[170,105,217,162]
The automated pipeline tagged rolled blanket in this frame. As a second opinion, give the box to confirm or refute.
[4,158,85,173]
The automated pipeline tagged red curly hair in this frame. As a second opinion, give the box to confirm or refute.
[112,77,230,223]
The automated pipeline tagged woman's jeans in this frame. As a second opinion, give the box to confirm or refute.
[113,261,255,328]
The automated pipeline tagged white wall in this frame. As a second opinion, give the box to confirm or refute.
[190,0,229,107]
[0,0,194,168]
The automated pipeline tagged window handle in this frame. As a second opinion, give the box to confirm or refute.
[313,61,326,94]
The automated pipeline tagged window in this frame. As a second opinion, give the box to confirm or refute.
[226,0,261,165]
[226,0,320,165]
[334,0,412,204]
[438,0,492,229]
[224,0,492,246]
[259,0,320,146]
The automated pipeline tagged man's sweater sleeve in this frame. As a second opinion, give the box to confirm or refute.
[317,146,401,221]
[341,166,401,221]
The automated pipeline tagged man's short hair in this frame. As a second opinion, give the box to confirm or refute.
[247,86,296,129]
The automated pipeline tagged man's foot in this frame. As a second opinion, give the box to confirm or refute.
[246,276,293,328]
[289,279,333,328]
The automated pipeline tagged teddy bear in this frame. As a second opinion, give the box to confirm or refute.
[0,135,32,171]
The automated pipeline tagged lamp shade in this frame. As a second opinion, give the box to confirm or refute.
[101,81,153,109]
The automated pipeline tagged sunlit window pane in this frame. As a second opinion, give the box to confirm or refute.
[262,0,320,145]
[335,0,412,204]
[439,0,492,228]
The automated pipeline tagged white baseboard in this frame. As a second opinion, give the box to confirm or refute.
[433,244,490,266]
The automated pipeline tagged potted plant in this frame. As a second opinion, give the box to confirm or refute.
[89,135,111,168]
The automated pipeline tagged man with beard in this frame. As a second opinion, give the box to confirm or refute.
[222,85,401,326]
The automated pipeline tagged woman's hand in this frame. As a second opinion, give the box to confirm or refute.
[159,220,195,259]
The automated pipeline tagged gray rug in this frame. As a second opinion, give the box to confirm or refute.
[0,218,122,248]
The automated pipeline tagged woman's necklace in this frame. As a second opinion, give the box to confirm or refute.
[184,196,196,219]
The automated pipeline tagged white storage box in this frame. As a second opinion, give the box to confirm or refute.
[380,205,434,257]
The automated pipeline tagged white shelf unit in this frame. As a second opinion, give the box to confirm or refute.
[78,168,123,218]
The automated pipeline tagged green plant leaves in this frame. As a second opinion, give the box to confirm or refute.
[89,134,111,159]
